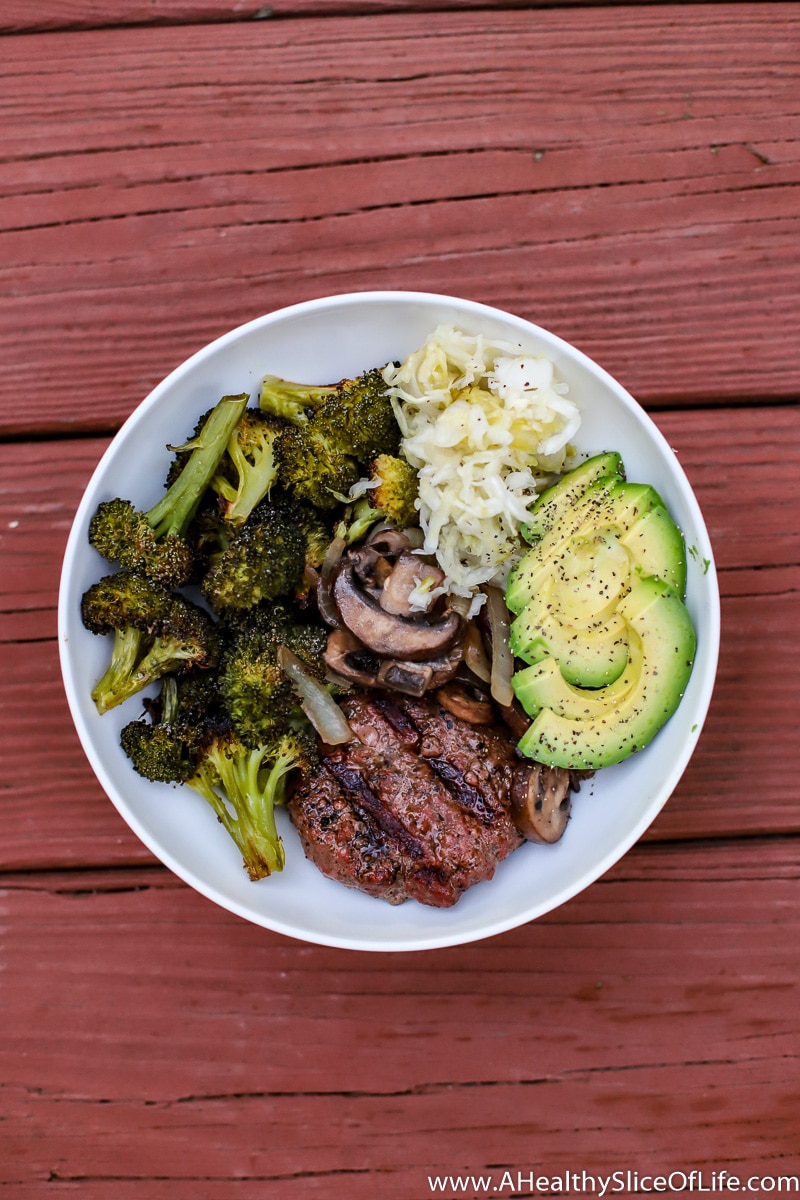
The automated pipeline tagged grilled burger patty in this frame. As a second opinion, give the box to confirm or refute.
[287,692,526,907]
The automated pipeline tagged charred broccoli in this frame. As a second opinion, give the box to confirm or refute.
[210,408,287,525]
[291,499,334,571]
[313,367,401,464]
[273,422,361,511]
[366,453,419,528]
[119,673,218,783]
[331,454,419,545]
[200,496,308,612]
[260,368,401,509]
[333,495,385,546]
[88,393,248,587]
[118,647,318,880]
[81,570,220,714]
[258,375,334,425]
[188,726,318,880]
[218,600,327,749]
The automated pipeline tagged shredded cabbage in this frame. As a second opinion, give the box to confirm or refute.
[383,325,580,598]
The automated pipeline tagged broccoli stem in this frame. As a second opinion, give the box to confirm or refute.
[193,744,286,879]
[128,635,205,695]
[258,376,335,425]
[147,393,249,539]
[91,625,147,714]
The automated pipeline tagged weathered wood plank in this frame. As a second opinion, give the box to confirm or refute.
[0,7,798,436]
[0,439,108,641]
[1,841,797,1191]
[0,0,257,31]
[0,0,703,36]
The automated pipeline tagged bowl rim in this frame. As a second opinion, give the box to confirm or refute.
[58,290,721,951]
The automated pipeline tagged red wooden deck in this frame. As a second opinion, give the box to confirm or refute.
[1,3,798,1195]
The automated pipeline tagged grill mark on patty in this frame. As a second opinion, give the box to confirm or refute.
[290,692,525,908]
[381,693,512,825]
[370,695,422,749]
[421,757,496,823]
[323,759,428,861]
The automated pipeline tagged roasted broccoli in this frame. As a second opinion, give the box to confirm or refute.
[188,726,318,880]
[119,646,318,880]
[200,496,308,612]
[218,600,327,749]
[312,367,401,464]
[210,408,287,525]
[261,368,401,509]
[331,454,419,545]
[333,495,385,546]
[88,393,248,587]
[81,570,220,714]
[366,453,419,529]
[272,422,361,510]
[119,673,216,783]
[292,500,334,571]
[258,375,334,425]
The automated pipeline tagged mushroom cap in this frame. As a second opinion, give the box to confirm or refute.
[510,761,573,844]
[332,559,464,662]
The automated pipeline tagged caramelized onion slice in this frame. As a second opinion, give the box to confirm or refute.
[277,645,354,745]
[316,535,347,628]
[484,584,514,707]
[462,622,492,684]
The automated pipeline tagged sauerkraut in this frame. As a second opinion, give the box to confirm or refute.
[383,325,581,598]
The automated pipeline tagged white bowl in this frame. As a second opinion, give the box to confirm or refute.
[58,291,720,951]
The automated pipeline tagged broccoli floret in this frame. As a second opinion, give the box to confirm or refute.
[273,422,361,510]
[259,375,335,425]
[331,455,419,546]
[265,368,401,510]
[188,727,317,880]
[210,408,287,525]
[292,501,333,571]
[81,571,220,714]
[219,637,295,749]
[333,495,386,546]
[119,675,208,783]
[88,393,248,587]
[218,601,328,748]
[367,454,419,528]
[200,497,307,611]
[313,367,401,464]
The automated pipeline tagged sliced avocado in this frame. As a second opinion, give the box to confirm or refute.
[509,534,631,687]
[521,451,625,543]
[551,531,632,626]
[619,504,686,597]
[507,473,627,613]
[510,607,630,687]
[512,641,641,719]
[508,472,685,616]
[515,575,697,769]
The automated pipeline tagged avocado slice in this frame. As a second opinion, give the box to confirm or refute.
[515,575,697,769]
[512,638,642,720]
[507,473,630,613]
[619,503,687,597]
[509,472,686,617]
[509,533,632,686]
[509,607,630,687]
[521,451,625,543]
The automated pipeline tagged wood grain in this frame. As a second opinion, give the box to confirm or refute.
[1,6,798,436]
[1,841,797,1192]
[1,7,797,1191]
[0,0,693,35]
